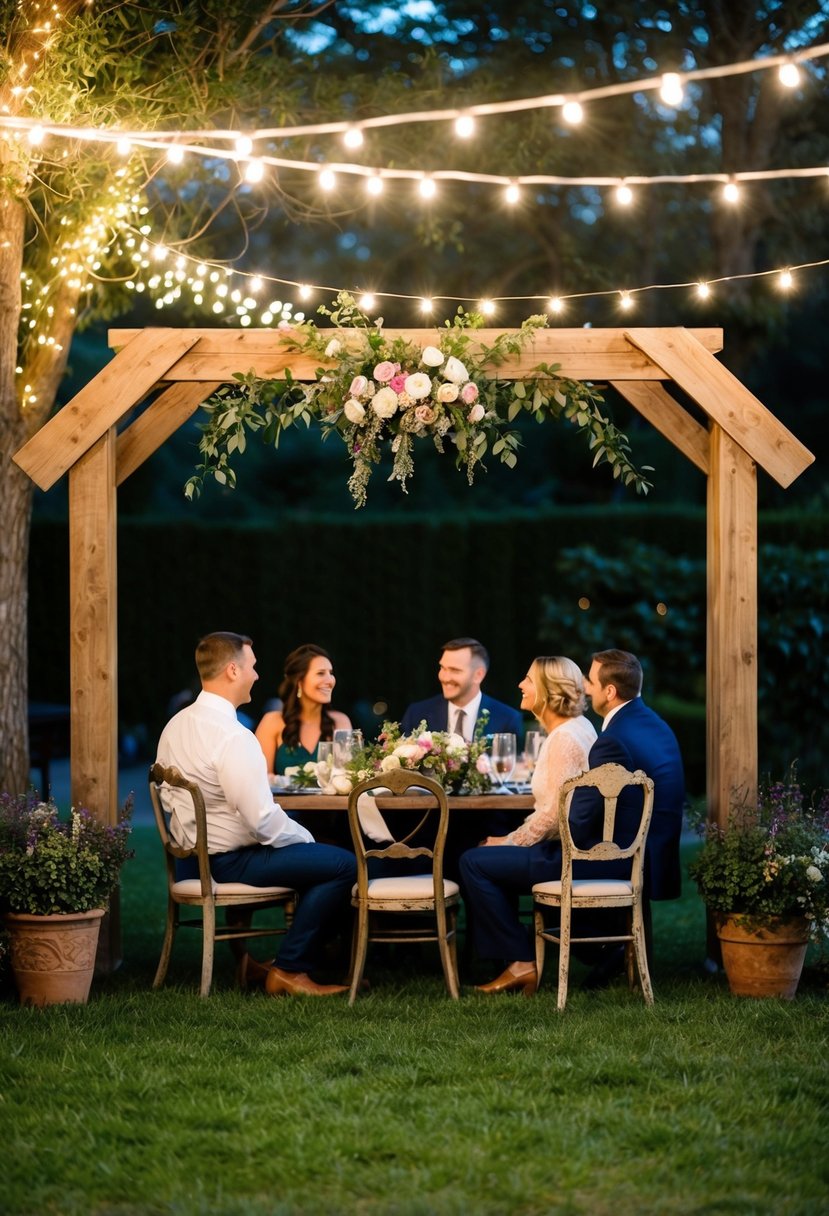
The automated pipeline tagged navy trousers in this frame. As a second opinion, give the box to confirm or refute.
[460,840,564,962]
[209,843,356,974]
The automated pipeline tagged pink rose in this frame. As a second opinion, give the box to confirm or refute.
[476,754,491,774]
[389,373,407,393]
[467,403,485,424]
[460,382,479,404]
[374,361,397,383]
[415,404,436,425]
[350,375,369,397]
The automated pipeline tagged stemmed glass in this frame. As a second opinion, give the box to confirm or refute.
[333,729,362,770]
[316,740,334,789]
[490,733,517,792]
[523,731,544,782]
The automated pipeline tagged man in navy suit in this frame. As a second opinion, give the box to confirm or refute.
[400,637,523,742]
[401,637,524,873]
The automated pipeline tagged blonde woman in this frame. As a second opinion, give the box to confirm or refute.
[459,656,596,995]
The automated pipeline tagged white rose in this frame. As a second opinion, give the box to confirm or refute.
[283,766,299,780]
[394,743,422,761]
[380,754,402,772]
[404,372,432,400]
[325,338,342,358]
[806,864,823,883]
[332,773,353,794]
[421,345,444,367]
[443,356,468,384]
[372,386,399,418]
[436,382,459,403]
[467,402,485,423]
[344,398,366,424]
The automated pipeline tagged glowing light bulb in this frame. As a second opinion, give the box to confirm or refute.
[419,298,433,314]
[359,293,375,311]
[480,299,496,317]
[660,73,684,106]
[250,277,263,292]
[299,284,312,300]
[455,114,475,138]
[696,282,711,299]
[619,291,634,311]
[723,180,741,203]
[615,182,633,206]
[548,297,564,314]
[778,269,794,290]
[153,245,168,262]
[243,158,265,183]
[343,126,364,149]
[505,183,521,204]
[366,174,383,196]
[235,134,253,157]
[116,136,131,156]
[562,101,583,125]
[779,61,801,89]
[28,124,45,146]
[167,144,184,164]
[319,168,336,191]
[419,176,437,199]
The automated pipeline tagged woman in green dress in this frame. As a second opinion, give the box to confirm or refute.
[255,643,352,778]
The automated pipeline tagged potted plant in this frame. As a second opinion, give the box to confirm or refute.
[689,775,829,998]
[0,792,133,1006]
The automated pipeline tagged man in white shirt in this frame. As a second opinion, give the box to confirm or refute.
[156,631,356,996]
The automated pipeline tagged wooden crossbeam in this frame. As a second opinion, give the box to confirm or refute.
[116,381,222,486]
[611,380,710,475]
[107,327,725,384]
[623,328,813,488]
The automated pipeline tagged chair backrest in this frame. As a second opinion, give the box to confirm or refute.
[558,762,655,889]
[347,769,450,902]
[148,762,213,900]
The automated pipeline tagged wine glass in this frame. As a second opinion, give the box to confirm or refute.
[524,731,544,780]
[490,733,517,791]
[333,729,362,769]
[316,740,334,788]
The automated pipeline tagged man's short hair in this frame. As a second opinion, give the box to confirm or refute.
[441,637,490,671]
[195,631,252,681]
[592,649,643,701]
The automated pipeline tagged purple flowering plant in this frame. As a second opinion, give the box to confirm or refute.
[689,774,829,937]
[0,791,133,915]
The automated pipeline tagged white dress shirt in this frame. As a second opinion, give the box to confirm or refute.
[156,690,313,853]
[450,691,482,739]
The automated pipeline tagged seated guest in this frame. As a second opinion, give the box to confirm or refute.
[462,649,685,994]
[401,637,523,742]
[156,631,356,997]
[255,643,351,778]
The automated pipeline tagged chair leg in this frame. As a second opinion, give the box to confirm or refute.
[631,902,654,1006]
[349,904,370,1007]
[557,900,572,1011]
[533,906,547,991]
[200,902,216,998]
[437,907,460,1000]
[153,899,177,989]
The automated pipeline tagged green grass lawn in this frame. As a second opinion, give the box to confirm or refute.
[1,827,827,1216]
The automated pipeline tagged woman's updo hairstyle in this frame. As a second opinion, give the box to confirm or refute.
[528,656,586,720]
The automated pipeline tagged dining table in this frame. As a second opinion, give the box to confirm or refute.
[273,789,534,813]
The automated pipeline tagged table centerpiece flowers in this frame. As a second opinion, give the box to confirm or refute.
[186,292,652,508]
[346,719,493,795]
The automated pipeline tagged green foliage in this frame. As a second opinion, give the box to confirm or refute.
[347,714,493,794]
[0,793,133,915]
[689,776,829,932]
[185,294,651,508]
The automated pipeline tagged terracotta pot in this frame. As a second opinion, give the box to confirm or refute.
[3,909,105,1007]
[716,914,811,999]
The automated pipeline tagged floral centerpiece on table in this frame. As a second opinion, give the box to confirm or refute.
[186,292,652,509]
[0,792,134,916]
[346,718,493,795]
[689,775,829,939]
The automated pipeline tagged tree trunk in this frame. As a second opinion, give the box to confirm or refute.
[0,182,32,792]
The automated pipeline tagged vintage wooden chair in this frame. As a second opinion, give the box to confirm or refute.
[148,762,296,997]
[346,768,460,1005]
[532,762,655,1010]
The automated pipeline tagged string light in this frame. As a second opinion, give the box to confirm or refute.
[504,182,521,204]
[778,61,802,89]
[778,269,794,290]
[242,158,265,184]
[343,126,364,149]
[696,282,711,299]
[722,179,741,204]
[358,293,375,311]
[455,114,475,138]
[166,144,184,165]
[561,101,583,125]
[418,175,436,199]
[615,182,634,206]
[659,73,684,107]
[318,167,336,191]
[619,291,634,311]
[419,298,434,313]
[235,135,253,157]
[366,173,384,196]
[480,299,496,316]
[548,297,564,314]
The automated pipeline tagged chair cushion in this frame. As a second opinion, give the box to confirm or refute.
[353,875,460,900]
[171,879,293,897]
[533,879,634,898]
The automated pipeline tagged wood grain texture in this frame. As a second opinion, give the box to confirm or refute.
[610,379,710,475]
[116,380,221,486]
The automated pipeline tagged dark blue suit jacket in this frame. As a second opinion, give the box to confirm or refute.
[400,693,523,742]
[568,698,685,900]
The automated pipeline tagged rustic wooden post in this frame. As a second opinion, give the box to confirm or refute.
[68,428,120,968]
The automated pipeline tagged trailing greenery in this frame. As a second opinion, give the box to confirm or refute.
[186,294,651,508]
[0,828,827,1215]
[0,793,133,916]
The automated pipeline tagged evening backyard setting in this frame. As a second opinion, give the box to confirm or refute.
[1,2,829,1214]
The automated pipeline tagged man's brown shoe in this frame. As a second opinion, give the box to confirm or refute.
[235,952,274,991]
[265,967,348,997]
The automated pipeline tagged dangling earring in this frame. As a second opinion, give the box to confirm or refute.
[296,685,302,700]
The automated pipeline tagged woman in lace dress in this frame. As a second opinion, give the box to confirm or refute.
[459,656,596,994]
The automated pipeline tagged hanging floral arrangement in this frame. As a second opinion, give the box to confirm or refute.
[185,293,652,509]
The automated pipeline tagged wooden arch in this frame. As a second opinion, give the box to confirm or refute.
[13,325,813,961]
